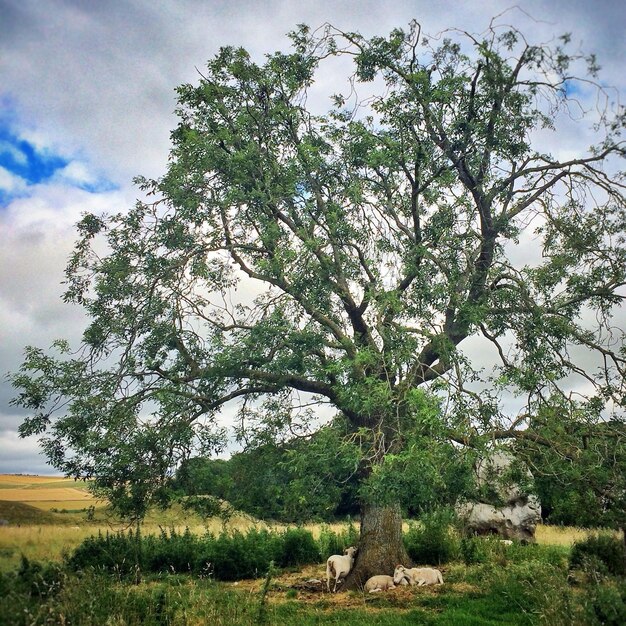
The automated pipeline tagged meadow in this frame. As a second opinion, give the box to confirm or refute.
[1,475,624,625]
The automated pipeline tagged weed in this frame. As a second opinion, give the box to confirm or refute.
[256,560,274,625]
[279,528,320,567]
[488,560,576,625]
[459,536,488,564]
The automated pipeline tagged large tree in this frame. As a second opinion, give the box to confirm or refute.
[11,19,625,586]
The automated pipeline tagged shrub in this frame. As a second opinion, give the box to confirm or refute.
[16,555,66,598]
[209,529,280,580]
[583,581,626,626]
[318,522,359,561]
[66,525,329,582]
[570,534,626,578]
[404,510,459,565]
[66,528,144,578]
[459,536,488,565]
[278,528,320,567]
[145,527,200,573]
[317,525,344,560]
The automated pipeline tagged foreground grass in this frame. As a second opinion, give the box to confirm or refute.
[0,565,556,626]
[6,550,619,626]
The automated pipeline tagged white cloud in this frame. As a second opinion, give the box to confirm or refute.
[52,161,97,187]
[51,161,102,188]
[0,165,27,194]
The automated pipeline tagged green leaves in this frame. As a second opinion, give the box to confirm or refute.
[516,400,626,531]
[10,19,626,522]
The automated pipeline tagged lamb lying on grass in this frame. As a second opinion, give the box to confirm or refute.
[364,574,397,593]
[393,565,443,586]
[326,546,357,592]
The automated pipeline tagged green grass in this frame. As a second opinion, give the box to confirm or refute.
[1,540,620,626]
[0,571,543,626]
[0,537,592,626]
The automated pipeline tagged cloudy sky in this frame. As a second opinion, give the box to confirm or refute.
[1,0,624,475]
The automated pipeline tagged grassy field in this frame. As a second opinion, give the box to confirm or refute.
[1,475,623,625]
[0,474,350,572]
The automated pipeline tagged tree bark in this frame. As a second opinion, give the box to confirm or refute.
[342,502,410,590]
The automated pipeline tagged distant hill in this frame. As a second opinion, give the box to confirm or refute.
[0,500,60,525]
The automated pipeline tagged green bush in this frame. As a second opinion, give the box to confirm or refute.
[66,527,145,577]
[278,528,320,567]
[16,555,66,598]
[583,581,626,626]
[317,525,344,560]
[404,510,459,565]
[145,527,201,574]
[208,528,293,580]
[459,536,488,565]
[66,525,328,581]
[570,534,626,578]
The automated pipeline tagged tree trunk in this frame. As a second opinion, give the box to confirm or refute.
[342,502,410,590]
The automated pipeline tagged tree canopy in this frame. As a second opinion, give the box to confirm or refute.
[10,17,625,581]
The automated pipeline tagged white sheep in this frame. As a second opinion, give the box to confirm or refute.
[364,574,396,593]
[326,546,357,592]
[393,565,443,586]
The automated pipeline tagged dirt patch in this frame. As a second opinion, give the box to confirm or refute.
[226,565,465,612]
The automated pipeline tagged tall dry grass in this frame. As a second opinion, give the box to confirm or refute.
[0,510,291,571]
[535,523,622,546]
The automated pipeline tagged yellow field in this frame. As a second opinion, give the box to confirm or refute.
[1,488,96,502]
[0,474,103,511]
[535,524,598,546]
[0,474,72,485]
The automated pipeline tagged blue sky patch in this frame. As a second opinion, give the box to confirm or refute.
[562,79,588,99]
[0,127,69,185]
[0,115,118,206]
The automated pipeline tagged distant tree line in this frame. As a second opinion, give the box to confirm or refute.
[516,405,626,533]
[173,417,474,523]
[174,409,626,535]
